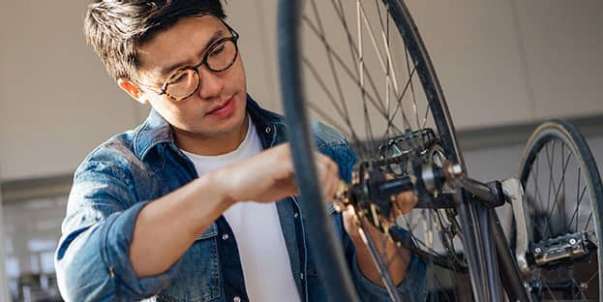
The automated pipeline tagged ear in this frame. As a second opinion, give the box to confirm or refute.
[118,78,148,105]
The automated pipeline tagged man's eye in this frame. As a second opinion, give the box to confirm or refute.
[168,72,187,84]
[209,44,225,57]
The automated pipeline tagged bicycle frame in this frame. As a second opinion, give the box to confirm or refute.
[405,159,531,300]
[278,0,535,300]
[379,165,532,301]
[459,177,531,302]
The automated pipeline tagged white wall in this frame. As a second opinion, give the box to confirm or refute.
[465,134,603,186]
[406,0,603,128]
[0,1,143,180]
[0,0,282,181]
[1,0,602,181]
[511,0,603,120]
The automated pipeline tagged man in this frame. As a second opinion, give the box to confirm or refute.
[55,1,427,301]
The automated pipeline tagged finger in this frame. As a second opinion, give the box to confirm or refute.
[316,154,336,181]
[316,160,327,182]
[315,158,330,198]
[394,192,418,214]
[314,154,342,201]
[342,205,361,237]
[328,157,339,179]
[326,174,339,200]
[321,169,339,201]
[326,160,341,199]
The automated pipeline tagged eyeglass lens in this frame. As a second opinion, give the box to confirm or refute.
[165,39,238,100]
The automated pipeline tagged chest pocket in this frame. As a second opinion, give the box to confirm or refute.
[155,223,222,302]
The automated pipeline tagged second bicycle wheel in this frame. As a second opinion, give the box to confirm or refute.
[278,0,490,300]
[514,120,603,300]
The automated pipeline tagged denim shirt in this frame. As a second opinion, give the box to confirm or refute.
[54,96,427,302]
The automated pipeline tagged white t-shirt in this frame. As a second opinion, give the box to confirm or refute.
[181,117,301,302]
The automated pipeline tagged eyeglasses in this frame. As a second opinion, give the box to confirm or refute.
[140,24,240,102]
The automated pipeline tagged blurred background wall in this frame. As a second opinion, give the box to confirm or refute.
[0,0,601,301]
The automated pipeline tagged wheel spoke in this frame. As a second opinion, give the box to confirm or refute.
[545,143,555,232]
[380,65,416,139]
[518,122,601,300]
[577,183,588,231]
[301,15,409,147]
[301,15,388,116]
[543,149,572,236]
[570,274,588,300]
[307,0,356,136]
[302,57,365,153]
[357,0,378,153]
[585,213,594,231]
[293,1,468,299]
[357,1,399,94]
[567,168,585,230]
[404,45,421,129]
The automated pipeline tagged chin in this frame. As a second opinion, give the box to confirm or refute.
[207,106,246,134]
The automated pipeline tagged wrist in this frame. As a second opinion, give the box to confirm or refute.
[201,171,237,210]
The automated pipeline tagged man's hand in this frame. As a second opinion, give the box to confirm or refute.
[130,143,340,277]
[210,143,341,205]
[213,142,418,287]
[341,191,418,287]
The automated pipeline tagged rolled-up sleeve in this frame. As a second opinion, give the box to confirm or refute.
[348,240,428,302]
[54,153,181,301]
[332,213,427,302]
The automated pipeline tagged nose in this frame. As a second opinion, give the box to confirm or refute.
[196,66,224,100]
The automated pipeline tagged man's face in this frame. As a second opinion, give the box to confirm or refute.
[134,15,247,139]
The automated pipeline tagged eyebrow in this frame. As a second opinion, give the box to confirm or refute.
[158,29,226,77]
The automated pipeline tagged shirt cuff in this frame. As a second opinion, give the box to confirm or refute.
[100,200,183,298]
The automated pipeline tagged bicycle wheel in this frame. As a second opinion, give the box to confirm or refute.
[514,120,603,300]
[278,0,496,301]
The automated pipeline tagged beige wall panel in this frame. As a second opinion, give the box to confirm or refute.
[1,1,601,180]
[227,0,281,112]
[0,1,140,180]
[511,0,603,119]
[405,0,533,129]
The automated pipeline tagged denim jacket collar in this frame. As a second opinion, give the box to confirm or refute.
[132,94,286,160]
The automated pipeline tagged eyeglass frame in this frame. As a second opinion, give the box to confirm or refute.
[136,21,240,102]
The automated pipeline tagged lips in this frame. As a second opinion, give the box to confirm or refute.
[205,95,237,119]
[206,97,234,115]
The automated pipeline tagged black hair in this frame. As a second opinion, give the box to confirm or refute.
[84,0,226,81]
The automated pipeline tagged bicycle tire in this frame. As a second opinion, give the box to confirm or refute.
[514,120,603,300]
[277,0,497,300]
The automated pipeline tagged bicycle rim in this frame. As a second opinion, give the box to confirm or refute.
[278,0,494,300]
[516,120,603,300]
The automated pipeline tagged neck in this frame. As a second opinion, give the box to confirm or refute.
[174,116,249,156]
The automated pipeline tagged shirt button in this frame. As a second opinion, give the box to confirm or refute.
[222,234,230,240]
[293,212,299,219]
[233,296,241,302]
[300,273,305,280]
[265,127,271,134]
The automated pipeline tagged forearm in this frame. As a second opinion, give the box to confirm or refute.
[351,226,411,286]
[130,173,233,277]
